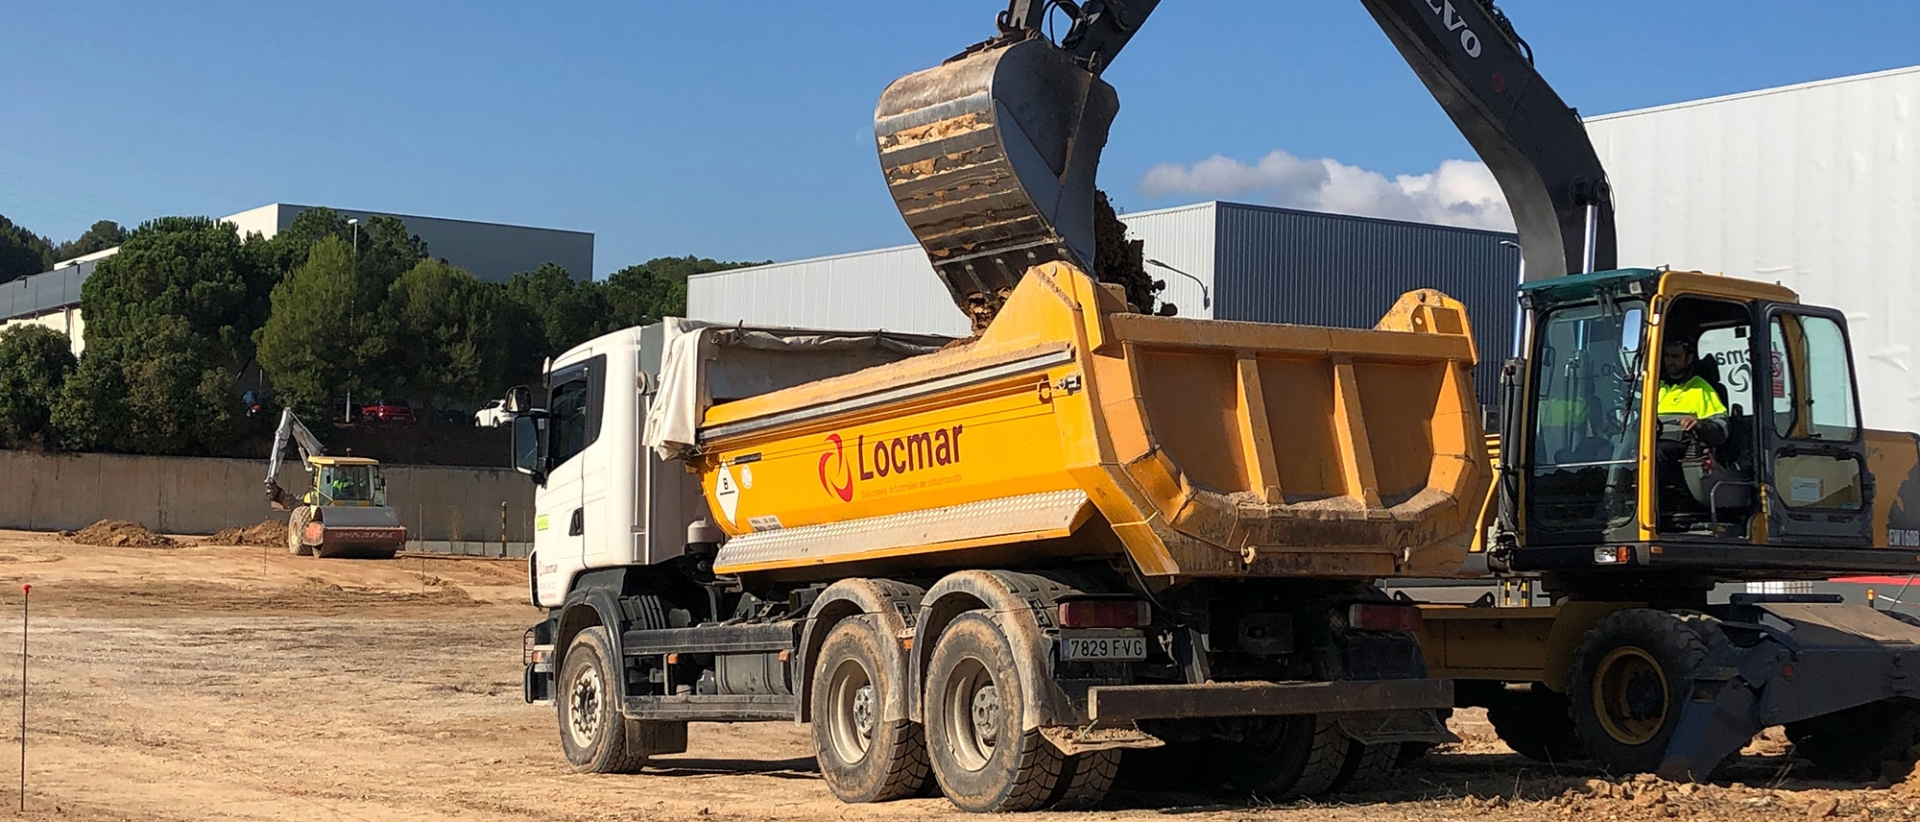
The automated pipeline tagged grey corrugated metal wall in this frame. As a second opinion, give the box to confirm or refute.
[1,260,93,320]
[1213,203,1518,409]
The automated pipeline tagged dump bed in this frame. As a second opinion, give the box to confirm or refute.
[693,263,1489,582]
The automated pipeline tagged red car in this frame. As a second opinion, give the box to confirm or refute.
[360,399,416,424]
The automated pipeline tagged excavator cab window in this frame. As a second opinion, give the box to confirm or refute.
[318,465,376,504]
[1525,300,1646,540]
[1757,308,1871,543]
[1654,298,1757,537]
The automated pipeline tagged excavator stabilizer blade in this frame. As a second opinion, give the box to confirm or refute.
[876,37,1118,329]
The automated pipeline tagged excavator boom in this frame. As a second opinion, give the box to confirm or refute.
[876,0,1615,327]
[266,408,327,511]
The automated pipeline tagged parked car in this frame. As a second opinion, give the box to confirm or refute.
[474,399,512,428]
[360,399,417,424]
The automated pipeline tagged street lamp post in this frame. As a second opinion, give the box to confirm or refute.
[1144,258,1211,315]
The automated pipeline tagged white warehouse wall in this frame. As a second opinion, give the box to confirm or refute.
[1586,65,1920,433]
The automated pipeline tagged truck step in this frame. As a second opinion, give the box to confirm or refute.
[623,694,798,722]
[622,622,800,656]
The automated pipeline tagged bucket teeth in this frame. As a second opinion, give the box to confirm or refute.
[875,37,1118,328]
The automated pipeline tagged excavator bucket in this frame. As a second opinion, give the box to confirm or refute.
[875,36,1118,329]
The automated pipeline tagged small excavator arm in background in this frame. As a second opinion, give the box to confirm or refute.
[876,0,1616,329]
[265,408,327,511]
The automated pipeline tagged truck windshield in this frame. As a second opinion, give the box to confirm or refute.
[1527,301,1646,534]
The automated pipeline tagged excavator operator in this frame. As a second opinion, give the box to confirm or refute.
[1656,339,1729,506]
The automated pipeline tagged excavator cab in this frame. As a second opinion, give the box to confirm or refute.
[308,457,387,507]
[1503,268,1874,566]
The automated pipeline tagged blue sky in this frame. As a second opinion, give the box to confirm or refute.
[3,1,1916,278]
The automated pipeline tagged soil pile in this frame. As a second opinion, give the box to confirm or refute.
[207,518,288,547]
[68,520,175,548]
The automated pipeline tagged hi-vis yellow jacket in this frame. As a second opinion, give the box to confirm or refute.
[1658,375,1728,418]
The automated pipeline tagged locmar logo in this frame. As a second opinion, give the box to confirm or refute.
[818,434,855,502]
[817,425,964,502]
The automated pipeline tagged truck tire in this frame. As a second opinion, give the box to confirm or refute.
[1048,749,1121,809]
[1117,741,1212,793]
[1486,687,1586,762]
[286,508,313,556]
[556,626,647,774]
[1567,609,1710,775]
[1218,715,1351,798]
[1330,740,1400,793]
[1786,702,1920,777]
[811,616,931,802]
[924,612,1063,812]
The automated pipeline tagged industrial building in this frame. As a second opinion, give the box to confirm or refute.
[689,201,1521,415]
[221,203,593,284]
[1586,65,1920,433]
[1,203,593,355]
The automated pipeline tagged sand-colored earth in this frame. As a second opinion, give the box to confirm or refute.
[0,527,1912,821]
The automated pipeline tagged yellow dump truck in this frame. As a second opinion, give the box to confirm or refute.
[508,263,1488,811]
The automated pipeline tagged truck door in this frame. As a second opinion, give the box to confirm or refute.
[540,358,601,572]
[1757,307,1872,545]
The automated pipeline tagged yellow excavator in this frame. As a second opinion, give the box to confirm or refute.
[878,0,1920,780]
[265,409,408,559]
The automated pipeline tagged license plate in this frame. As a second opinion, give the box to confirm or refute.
[1060,630,1147,662]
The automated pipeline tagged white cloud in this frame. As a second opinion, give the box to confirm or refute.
[1137,150,1515,231]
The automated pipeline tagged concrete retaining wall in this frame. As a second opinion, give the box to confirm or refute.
[0,450,534,543]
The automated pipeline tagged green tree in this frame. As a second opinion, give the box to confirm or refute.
[389,259,506,411]
[52,319,243,455]
[495,264,609,390]
[604,255,765,327]
[253,208,426,292]
[0,325,76,448]
[81,216,270,372]
[256,236,367,417]
[0,214,54,284]
[52,220,129,263]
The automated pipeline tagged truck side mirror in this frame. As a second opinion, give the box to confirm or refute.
[512,415,548,483]
[504,385,533,414]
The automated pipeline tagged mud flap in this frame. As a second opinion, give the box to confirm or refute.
[1334,710,1460,747]
[1657,596,1920,781]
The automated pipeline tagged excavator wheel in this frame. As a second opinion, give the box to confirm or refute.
[1485,686,1586,763]
[286,507,314,557]
[1567,609,1712,775]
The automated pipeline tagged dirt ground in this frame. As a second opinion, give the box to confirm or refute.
[0,527,1913,821]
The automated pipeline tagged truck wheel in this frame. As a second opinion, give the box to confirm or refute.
[1048,749,1121,809]
[1486,686,1586,762]
[1567,609,1709,775]
[924,612,1062,812]
[1786,702,1920,777]
[286,508,313,556]
[556,626,646,774]
[1117,741,1212,793]
[1218,715,1351,798]
[811,616,930,802]
[1331,740,1400,793]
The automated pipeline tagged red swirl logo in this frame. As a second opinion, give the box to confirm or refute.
[817,434,854,502]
